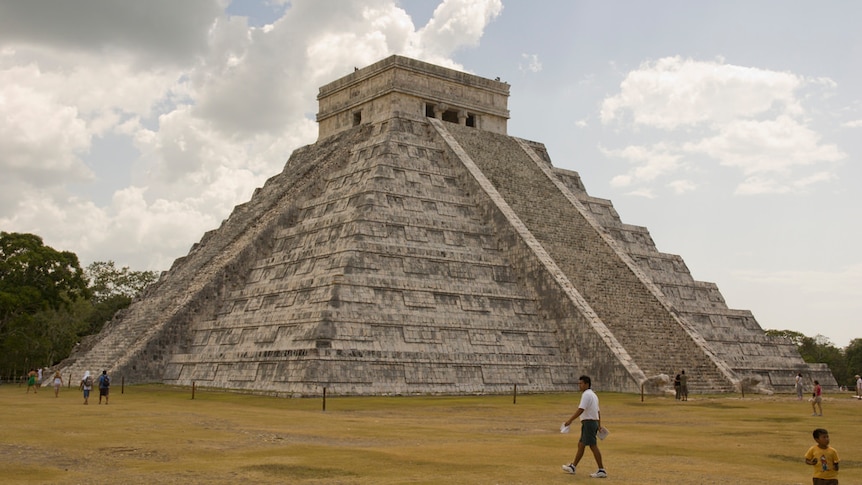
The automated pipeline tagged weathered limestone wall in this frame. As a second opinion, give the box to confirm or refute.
[317,55,510,139]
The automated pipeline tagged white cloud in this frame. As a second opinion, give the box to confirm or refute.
[734,176,790,196]
[843,119,862,128]
[602,143,684,187]
[419,0,502,58]
[733,263,862,299]
[519,53,542,73]
[625,188,655,199]
[668,180,697,194]
[0,72,92,187]
[0,0,223,65]
[600,56,803,129]
[599,57,844,196]
[0,0,502,270]
[685,115,844,175]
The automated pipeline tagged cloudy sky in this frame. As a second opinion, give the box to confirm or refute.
[1,0,859,347]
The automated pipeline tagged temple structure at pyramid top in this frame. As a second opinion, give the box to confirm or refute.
[317,55,510,138]
[58,55,835,396]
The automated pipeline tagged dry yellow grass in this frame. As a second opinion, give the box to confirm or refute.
[1,383,860,484]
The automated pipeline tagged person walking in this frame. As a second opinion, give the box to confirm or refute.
[855,374,861,399]
[811,380,823,416]
[796,372,804,400]
[80,371,93,405]
[679,370,689,401]
[561,375,608,478]
[52,371,63,397]
[98,370,111,405]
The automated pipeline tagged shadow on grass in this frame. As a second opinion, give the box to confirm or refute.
[241,464,358,479]
[691,401,745,409]
[746,416,805,423]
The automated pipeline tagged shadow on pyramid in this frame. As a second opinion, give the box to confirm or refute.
[59,56,836,396]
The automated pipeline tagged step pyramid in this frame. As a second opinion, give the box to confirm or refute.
[59,56,835,395]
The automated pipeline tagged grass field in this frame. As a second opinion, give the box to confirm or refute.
[1,383,859,484]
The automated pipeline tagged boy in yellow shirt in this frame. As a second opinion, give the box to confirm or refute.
[804,428,839,484]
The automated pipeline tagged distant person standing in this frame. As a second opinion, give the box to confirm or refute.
[52,371,63,397]
[26,369,38,394]
[80,371,93,405]
[855,375,861,399]
[804,428,839,484]
[679,370,689,401]
[674,373,681,400]
[811,380,823,416]
[561,375,608,478]
[796,373,805,400]
[98,370,110,405]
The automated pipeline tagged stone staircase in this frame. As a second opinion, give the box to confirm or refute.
[59,127,368,383]
[551,168,835,391]
[440,122,736,393]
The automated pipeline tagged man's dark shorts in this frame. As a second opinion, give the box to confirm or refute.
[99,388,109,397]
[579,420,599,446]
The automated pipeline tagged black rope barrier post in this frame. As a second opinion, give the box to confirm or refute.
[68,373,72,389]
[641,383,644,403]
[192,381,196,400]
[121,376,125,394]
[513,384,517,404]
[322,387,327,412]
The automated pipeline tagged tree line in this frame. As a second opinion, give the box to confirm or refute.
[2,231,860,388]
[765,329,862,389]
[0,232,157,379]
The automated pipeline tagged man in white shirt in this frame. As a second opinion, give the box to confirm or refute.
[855,374,861,399]
[562,375,607,478]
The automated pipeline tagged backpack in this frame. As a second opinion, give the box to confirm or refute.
[100,375,110,388]
[83,376,93,387]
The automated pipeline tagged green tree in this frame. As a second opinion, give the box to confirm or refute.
[844,338,862,383]
[768,329,849,387]
[801,335,848,386]
[765,329,808,346]
[83,261,158,334]
[85,261,158,303]
[0,232,90,376]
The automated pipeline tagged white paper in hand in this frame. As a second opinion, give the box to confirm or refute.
[598,426,610,440]
[560,423,570,434]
